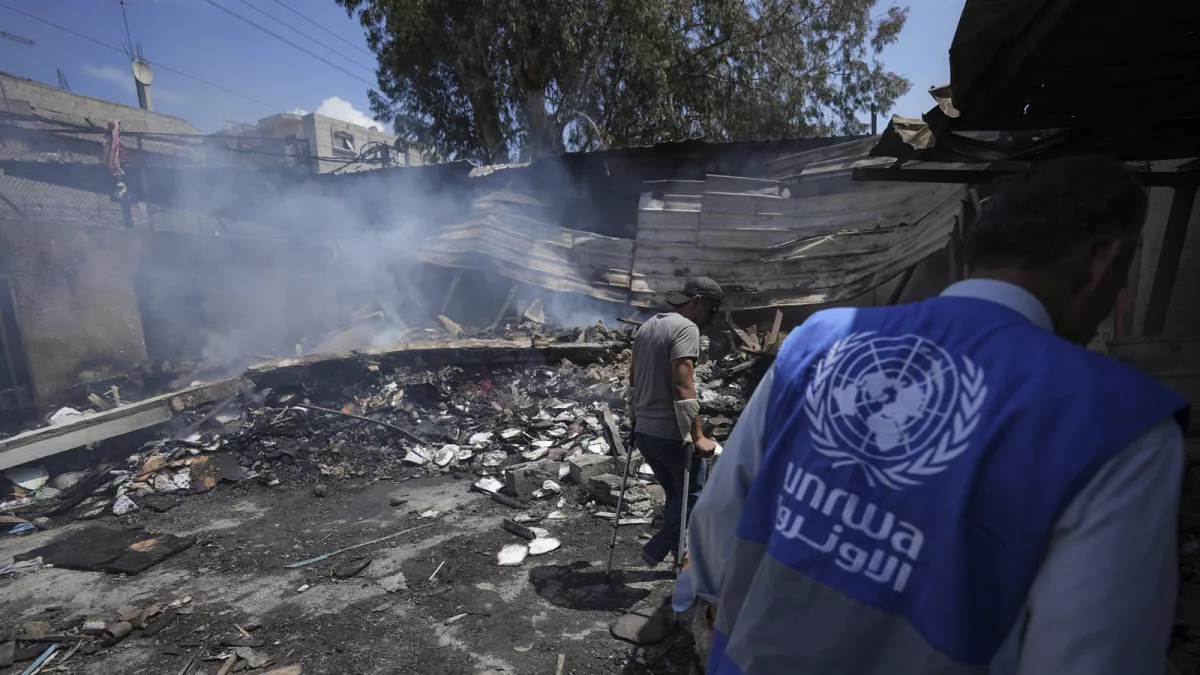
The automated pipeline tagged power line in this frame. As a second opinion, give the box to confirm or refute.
[227,0,374,74]
[200,0,375,86]
[268,0,374,59]
[0,2,287,112]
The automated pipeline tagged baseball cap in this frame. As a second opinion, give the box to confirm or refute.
[667,277,725,306]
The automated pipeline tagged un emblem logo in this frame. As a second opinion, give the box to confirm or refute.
[803,332,988,490]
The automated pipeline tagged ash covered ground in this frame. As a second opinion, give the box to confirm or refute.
[0,323,764,675]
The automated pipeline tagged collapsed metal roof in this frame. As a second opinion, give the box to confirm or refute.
[413,137,965,310]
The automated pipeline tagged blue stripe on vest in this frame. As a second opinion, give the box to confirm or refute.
[733,298,1187,664]
[709,629,740,674]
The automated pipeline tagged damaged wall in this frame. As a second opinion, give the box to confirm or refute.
[0,217,342,412]
[0,219,150,408]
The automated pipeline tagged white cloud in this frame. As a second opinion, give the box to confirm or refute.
[314,96,381,130]
[82,64,135,94]
[81,63,188,104]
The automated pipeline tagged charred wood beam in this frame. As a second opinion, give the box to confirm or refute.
[1142,177,1199,336]
[853,167,1199,188]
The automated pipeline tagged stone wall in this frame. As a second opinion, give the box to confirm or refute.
[0,71,200,134]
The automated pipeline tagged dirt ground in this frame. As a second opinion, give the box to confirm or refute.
[1,474,696,675]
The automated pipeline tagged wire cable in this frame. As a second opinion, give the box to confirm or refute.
[227,0,374,73]
[268,0,375,59]
[0,2,287,112]
[200,0,375,86]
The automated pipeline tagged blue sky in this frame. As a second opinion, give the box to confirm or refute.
[0,0,964,134]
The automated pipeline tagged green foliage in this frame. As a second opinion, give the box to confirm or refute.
[336,0,911,164]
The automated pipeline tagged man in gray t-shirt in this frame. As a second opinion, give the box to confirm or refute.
[628,277,723,567]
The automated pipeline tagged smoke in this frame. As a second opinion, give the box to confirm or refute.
[132,153,624,390]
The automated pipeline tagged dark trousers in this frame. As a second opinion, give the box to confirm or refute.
[636,432,703,564]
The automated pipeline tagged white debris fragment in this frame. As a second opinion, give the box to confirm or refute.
[529,526,551,538]
[553,411,575,422]
[500,428,523,440]
[49,407,85,425]
[420,510,440,519]
[445,613,469,625]
[3,466,49,491]
[112,495,139,516]
[585,438,610,455]
[556,498,566,508]
[474,476,503,494]
[584,416,601,431]
[528,538,561,556]
[548,426,568,438]
[558,464,571,480]
[522,447,549,462]
[297,584,310,593]
[171,470,192,490]
[497,544,528,567]
[378,572,408,593]
[469,431,494,446]
[533,480,561,499]
[531,440,554,449]
[534,410,552,421]
[456,447,475,462]
[481,450,508,467]
[433,446,456,467]
[403,447,430,466]
[546,510,568,521]
[513,513,539,524]
[552,402,576,411]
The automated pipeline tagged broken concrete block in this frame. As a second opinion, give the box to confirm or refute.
[611,608,670,644]
[587,474,650,507]
[569,454,616,484]
[378,572,408,593]
[505,460,563,498]
[22,621,51,637]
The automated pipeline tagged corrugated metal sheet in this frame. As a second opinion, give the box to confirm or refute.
[415,140,965,310]
[413,190,634,303]
[629,158,963,309]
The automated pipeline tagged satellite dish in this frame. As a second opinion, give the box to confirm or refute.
[131,60,154,86]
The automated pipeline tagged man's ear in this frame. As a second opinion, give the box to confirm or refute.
[1088,239,1128,290]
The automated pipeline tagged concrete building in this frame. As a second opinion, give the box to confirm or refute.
[236,112,425,173]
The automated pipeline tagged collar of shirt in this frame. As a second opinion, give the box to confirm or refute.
[939,279,1054,333]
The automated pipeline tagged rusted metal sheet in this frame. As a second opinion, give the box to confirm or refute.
[630,155,964,309]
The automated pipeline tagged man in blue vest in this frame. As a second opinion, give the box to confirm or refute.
[678,156,1190,674]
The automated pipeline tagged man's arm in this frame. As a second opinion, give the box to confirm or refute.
[671,357,707,449]
[1017,416,1184,675]
[675,366,774,611]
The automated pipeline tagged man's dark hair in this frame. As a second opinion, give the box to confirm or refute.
[965,156,1148,270]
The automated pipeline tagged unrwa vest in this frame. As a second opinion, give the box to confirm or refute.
[711,297,1189,674]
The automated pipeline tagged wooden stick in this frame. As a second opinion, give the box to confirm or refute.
[440,269,463,315]
[215,653,238,675]
[429,560,446,581]
[489,286,518,332]
[556,653,566,675]
[618,317,643,327]
[764,310,783,351]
